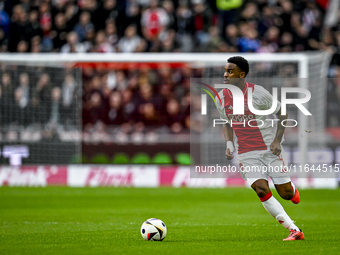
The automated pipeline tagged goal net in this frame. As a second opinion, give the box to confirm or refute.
[0,52,332,167]
[0,62,82,165]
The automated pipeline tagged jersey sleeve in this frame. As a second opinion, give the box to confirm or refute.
[253,85,281,114]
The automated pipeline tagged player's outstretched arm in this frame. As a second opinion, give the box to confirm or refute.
[270,109,288,156]
[223,123,234,160]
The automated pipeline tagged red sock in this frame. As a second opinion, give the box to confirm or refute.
[260,191,272,202]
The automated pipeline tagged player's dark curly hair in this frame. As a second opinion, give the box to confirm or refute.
[228,56,249,76]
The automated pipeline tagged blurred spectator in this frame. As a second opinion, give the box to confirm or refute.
[263,26,280,50]
[96,0,119,31]
[28,94,41,124]
[17,40,29,52]
[8,5,31,52]
[83,91,105,126]
[158,64,173,87]
[238,28,260,52]
[293,13,310,51]
[280,0,293,33]
[64,2,79,30]
[302,0,321,34]
[73,11,94,42]
[121,88,138,123]
[141,0,169,41]
[137,82,163,116]
[62,74,77,124]
[240,2,259,23]
[279,32,294,52]
[105,91,124,125]
[33,73,51,123]
[107,70,128,91]
[13,87,30,126]
[62,74,76,106]
[92,30,115,52]
[50,12,69,50]
[0,4,11,36]
[192,0,213,47]
[206,26,222,52]
[0,28,6,52]
[162,0,176,31]
[28,10,43,41]
[308,17,323,50]
[61,31,91,53]
[225,24,239,48]
[105,19,118,46]
[39,2,52,36]
[137,102,161,127]
[81,0,102,31]
[18,73,30,108]
[1,72,13,125]
[127,71,139,91]
[46,86,63,128]
[164,98,185,133]
[30,35,42,52]
[118,25,143,52]
[124,1,141,33]
[216,0,242,39]
[20,0,31,13]
[258,6,279,37]
[51,0,67,18]
[175,4,194,52]
[159,29,177,52]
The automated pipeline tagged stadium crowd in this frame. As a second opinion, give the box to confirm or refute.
[0,0,337,54]
[0,0,340,140]
[0,65,79,139]
[82,63,193,136]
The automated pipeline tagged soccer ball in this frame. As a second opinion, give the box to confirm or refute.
[140,218,167,241]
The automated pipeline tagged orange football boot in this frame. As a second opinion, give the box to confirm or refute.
[283,229,305,241]
[291,185,300,204]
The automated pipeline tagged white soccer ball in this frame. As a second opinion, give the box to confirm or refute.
[140,218,167,241]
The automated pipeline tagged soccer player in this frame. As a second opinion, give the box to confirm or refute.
[215,56,304,241]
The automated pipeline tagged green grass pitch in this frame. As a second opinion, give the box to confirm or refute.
[0,187,339,255]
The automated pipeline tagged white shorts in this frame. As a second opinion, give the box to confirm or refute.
[237,146,291,186]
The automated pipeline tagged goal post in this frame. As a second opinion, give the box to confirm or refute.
[0,52,332,168]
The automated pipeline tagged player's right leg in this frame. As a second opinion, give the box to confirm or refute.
[268,145,300,204]
[240,150,304,241]
[275,181,300,204]
[249,178,303,241]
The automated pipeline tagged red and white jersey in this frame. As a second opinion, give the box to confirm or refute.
[216,82,281,154]
[141,8,169,37]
